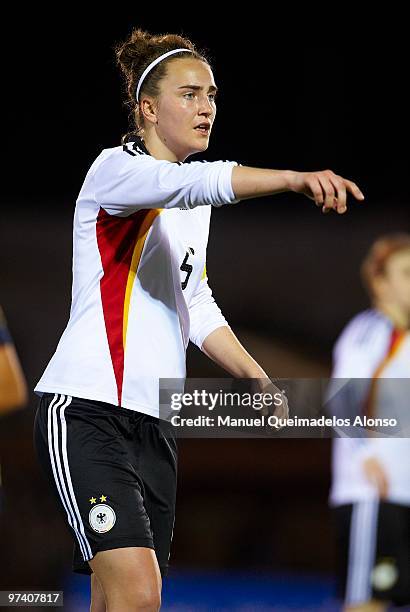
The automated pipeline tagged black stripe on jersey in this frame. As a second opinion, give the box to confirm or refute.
[122,134,150,157]
[123,141,148,157]
[123,144,137,157]
[123,136,186,165]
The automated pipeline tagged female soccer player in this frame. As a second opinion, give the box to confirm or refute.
[329,234,410,612]
[34,28,364,612]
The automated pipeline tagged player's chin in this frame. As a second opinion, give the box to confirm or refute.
[192,132,210,148]
[184,137,210,158]
[193,142,209,155]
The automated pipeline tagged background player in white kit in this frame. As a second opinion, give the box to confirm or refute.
[33,28,365,612]
[329,234,410,611]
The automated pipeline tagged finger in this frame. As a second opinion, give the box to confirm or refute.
[344,179,365,201]
[274,396,288,420]
[328,175,347,213]
[306,177,324,206]
[261,396,270,417]
[322,198,341,214]
[318,176,336,212]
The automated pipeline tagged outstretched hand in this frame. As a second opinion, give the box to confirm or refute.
[289,169,365,214]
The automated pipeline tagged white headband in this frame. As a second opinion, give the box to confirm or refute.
[136,48,193,102]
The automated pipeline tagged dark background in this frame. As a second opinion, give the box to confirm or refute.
[0,11,408,600]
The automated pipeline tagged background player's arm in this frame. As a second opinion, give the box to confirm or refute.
[0,306,28,415]
[362,455,389,499]
[329,320,389,497]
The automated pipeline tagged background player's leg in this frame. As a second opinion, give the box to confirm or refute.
[90,573,106,612]
[89,546,161,612]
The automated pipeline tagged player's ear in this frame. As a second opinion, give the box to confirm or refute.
[372,275,388,301]
[140,97,158,126]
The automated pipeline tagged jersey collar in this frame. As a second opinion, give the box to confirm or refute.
[123,133,151,156]
[123,133,183,164]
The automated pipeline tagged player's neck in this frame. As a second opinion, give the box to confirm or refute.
[376,302,410,330]
[142,130,184,163]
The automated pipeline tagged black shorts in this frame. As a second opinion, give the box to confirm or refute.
[333,500,410,606]
[34,393,177,577]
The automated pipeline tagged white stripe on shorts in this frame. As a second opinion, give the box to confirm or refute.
[47,394,92,561]
[59,397,93,558]
[345,499,379,605]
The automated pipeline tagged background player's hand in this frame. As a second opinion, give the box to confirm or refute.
[288,170,365,214]
[362,456,389,499]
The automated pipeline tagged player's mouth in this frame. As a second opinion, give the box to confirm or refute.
[194,122,211,136]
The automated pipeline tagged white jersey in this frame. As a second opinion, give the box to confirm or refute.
[35,136,240,416]
[329,309,410,506]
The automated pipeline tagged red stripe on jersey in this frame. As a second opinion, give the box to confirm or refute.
[363,327,406,418]
[96,207,151,405]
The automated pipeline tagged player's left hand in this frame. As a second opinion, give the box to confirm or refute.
[252,377,289,427]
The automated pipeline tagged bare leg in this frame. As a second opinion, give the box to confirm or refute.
[88,547,162,612]
[90,573,106,612]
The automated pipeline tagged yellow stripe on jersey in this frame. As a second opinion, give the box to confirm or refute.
[123,209,162,349]
[201,264,207,280]
[364,329,407,418]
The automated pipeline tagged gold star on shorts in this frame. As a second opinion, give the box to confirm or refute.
[100,495,107,502]
[89,497,96,504]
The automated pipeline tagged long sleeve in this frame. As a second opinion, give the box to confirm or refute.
[188,274,230,349]
[93,147,240,216]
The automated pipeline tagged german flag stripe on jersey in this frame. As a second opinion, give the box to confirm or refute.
[363,327,406,418]
[96,207,160,404]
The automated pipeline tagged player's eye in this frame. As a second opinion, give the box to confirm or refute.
[183,92,195,99]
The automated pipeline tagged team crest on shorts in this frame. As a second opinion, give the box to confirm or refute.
[89,504,116,533]
[371,558,398,591]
